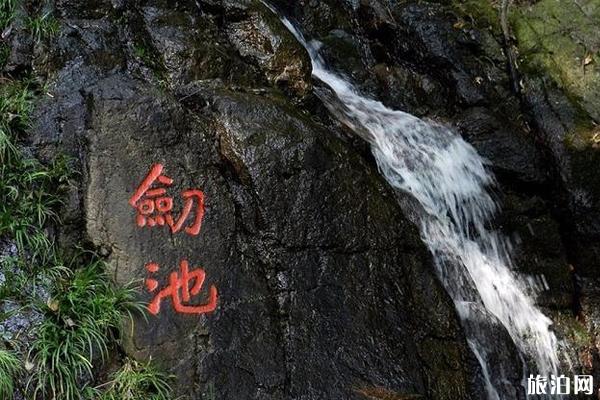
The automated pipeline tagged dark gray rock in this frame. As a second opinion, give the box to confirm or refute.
[29,2,483,399]
[35,73,481,399]
[456,107,545,183]
[3,4,33,73]
[118,0,313,96]
[22,0,600,396]
[271,1,548,185]
[137,2,262,88]
[499,191,572,308]
[223,2,312,96]
[521,76,600,279]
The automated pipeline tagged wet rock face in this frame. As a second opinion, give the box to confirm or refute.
[270,0,574,306]
[31,1,482,399]
[521,77,600,279]
[223,4,312,96]
[24,0,600,396]
[134,0,312,95]
[273,0,546,183]
[269,0,600,382]
[276,0,600,284]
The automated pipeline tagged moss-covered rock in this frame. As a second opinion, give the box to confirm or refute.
[511,0,600,122]
[441,0,502,34]
[510,0,600,280]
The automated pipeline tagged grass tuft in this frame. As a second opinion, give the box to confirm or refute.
[0,80,70,267]
[92,358,172,400]
[0,0,17,31]
[25,12,59,43]
[0,349,20,400]
[26,257,145,400]
[0,11,171,400]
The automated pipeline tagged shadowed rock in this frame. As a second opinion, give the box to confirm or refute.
[29,1,483,399]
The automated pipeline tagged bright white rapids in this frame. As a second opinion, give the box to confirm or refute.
[267,4,562,399]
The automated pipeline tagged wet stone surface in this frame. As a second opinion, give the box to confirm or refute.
[5,0,598,398]
[26,1,484,399]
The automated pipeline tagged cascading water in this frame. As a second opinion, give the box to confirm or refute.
[264,4,564,399]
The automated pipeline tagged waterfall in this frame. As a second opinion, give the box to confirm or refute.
[265,4,563,399]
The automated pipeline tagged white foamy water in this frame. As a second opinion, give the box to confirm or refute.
[266,5,562,399]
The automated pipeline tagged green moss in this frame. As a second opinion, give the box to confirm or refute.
[128,13,168,85]
[449,0,501,34]
[133,44,148,60]
[551,311,591,348]
[133,42,166,77]
[511,0,600,121]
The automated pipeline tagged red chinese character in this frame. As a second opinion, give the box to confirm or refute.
[145,260,218,315]
[129,163,205,236]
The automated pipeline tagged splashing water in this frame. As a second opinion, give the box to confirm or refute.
[265,4,563,399]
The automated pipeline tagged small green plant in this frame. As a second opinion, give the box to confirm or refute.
[0,155,69,266]
[133,44,147,60]
[0,80,71,267]
[0,43,10,68]
[25,12,59,43]
[132,41,168,86]
[0,81,34,136]
[93,358,172,400]
[0,13,163,400]
[0,349,20,399]
[0,0,18,31]
[202,382,216,400]
[26,258,145,400]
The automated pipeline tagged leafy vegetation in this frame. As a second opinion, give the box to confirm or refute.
[0,3,173,399]
[0,0,17,30]
[25,11,60,43]
[0,79,69,265]
[91,358,172,400]
[0,79,170,399]
[26,258,145,400]
[0,349,20,399]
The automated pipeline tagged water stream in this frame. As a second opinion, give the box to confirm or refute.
[265,4,564,399]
